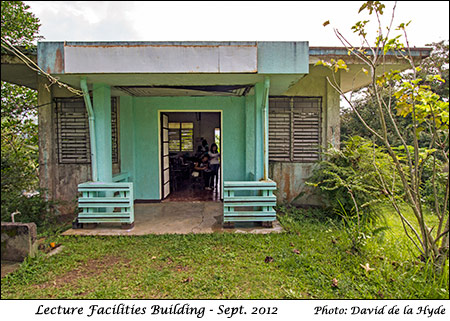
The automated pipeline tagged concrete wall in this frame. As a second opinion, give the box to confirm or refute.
[269,65,341,206]
[38,79,91,216]
[38,66,340,211]
[38,41,309,76]
[120,96,247,200]
[1,222,37,261]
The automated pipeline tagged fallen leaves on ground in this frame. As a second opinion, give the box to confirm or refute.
[360,263,375,272]
[332,278,339,288]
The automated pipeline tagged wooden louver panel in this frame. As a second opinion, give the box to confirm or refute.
[268,98,291,162]
[56,97,119,164]
[110,98,119,164]
[56,98,91,164]
[269,97,321,163]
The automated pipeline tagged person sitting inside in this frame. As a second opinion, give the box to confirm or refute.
[193,155,213,190]
[195,145,205,161]
[201,139,209,154]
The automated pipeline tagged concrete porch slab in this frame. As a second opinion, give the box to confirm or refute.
[62,202,283,236]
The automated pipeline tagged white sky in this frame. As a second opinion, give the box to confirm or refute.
[25,1,449,47]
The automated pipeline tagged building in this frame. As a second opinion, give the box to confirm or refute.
[1,41,431,228]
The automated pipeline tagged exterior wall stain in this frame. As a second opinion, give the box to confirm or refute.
[54,165,90,216]
[7,42,432,217]
[38,83,91,216]
[269,162,323,206]
[54,48,64,74]
[267,64,340,206]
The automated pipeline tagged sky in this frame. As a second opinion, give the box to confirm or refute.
[25,1,449,47]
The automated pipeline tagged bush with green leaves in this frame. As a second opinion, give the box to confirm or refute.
[307,136,402,224]
[318,1,448,270]
[419,156,448,215]
[1,2,56,231]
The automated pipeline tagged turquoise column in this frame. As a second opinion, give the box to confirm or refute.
[254,82,264,181]
[263,76,270,180]
[245,95,256,181]
[93,83,112,183]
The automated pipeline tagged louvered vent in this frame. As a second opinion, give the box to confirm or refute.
[55,98,119,164]
[111,98,119,164]
[56,98,91,164]
[269,97,322,163]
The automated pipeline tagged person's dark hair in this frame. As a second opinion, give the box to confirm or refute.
[211,143,218,152]
[202,139,208,147]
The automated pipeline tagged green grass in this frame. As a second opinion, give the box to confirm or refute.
[1,206,448,299]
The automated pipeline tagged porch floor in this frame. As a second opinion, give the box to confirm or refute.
[62,202,283,236]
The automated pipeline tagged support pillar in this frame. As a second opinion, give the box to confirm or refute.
[263,76,270,180]
[245,95,256,180]
[326,77,341,150]
[254,82,264,181]
[37,77,55,199]
[93,83,112,183]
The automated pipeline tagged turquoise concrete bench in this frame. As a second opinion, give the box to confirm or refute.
[223,180,277,227]
[77,181,134,228]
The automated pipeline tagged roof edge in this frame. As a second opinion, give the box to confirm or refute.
[309,46,432,57]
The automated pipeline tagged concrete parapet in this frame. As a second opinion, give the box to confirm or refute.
[1,222,38,262]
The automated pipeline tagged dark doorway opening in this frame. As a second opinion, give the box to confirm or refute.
[161,112,221,202]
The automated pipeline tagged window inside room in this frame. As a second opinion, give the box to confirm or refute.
[214,127,221,152]
[168,122,194,152]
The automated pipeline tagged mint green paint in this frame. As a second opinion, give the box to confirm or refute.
[78,182,134,224]
[93,83,112,182]
[245,95,255,180]
[119,96,135,189]
[119,96,247,200]
[80,78,98,181]
[254,82,264,180]
[263,76,270,180]
[257,42,309,74]
[242,81,268,188]
[223,181,277,223]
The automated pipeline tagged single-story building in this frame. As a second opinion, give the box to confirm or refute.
[1,41,431,228]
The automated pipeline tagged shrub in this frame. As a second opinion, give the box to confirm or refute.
[306,136,401,224]
[1,190,57,231]
[420,156,448,216]
[1,145,56,231]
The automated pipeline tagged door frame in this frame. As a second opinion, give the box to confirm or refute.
[157,110,223,200]
[160,113,171,199]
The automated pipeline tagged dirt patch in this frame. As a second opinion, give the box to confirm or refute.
[153,257,191,273]
[33,255,131,291]
[1,261,21,278]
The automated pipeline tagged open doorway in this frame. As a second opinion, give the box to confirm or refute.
[160,111,221,202]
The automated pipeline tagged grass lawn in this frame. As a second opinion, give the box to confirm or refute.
[1,206,448,299]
